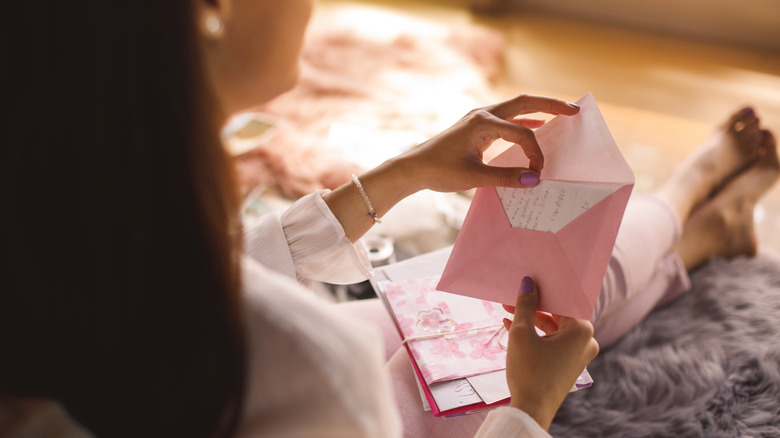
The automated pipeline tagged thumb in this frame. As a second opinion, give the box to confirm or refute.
[509,276,539,332]
[477,164,540,188]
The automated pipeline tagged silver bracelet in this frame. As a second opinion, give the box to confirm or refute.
[351,174,381,224]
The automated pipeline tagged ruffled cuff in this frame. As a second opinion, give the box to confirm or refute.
[281,191,372,284]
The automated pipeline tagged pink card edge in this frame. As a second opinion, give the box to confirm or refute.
[404,343,509,417]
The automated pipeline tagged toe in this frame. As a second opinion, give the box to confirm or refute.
[735,117,761,142]
[727,106,759,134]
[762,129,777,149]
[758,130,779,170]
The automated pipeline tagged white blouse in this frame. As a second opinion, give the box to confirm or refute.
[0,191,550,438]
[238,191,551,438]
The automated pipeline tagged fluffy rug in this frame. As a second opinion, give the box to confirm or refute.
[551,249,780,437]
[232,7,505,199]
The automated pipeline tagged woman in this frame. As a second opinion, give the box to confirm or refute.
[2,1,777,437]
[1,0,594,436]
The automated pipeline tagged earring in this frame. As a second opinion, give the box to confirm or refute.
[205,14,223,35]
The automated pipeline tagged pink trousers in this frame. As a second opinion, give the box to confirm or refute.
[337,194,691,437]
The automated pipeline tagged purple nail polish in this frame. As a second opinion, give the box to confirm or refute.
[742,107,755,116]
[568,103,580,109]
[520,171,539,186]
[521,276,534,294]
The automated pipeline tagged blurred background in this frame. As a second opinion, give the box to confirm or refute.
[232,0,780,277]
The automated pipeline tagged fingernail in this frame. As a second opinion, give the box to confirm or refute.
[742,107,754,116]
[568,102,580,109]
[520,171,539,186]
[521,276,534,294]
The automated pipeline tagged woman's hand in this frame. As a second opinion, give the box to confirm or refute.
[323,93,579,242]
[397,93,580,193]
[502,276,599,430]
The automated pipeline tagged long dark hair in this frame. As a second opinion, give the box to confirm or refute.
[1,1,246,437]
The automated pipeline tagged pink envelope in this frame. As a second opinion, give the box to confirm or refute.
[436,93,635,320]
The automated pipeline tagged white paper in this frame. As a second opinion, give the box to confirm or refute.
[413,375,432,411]
[496,179,621,233]
[467,370,510,405]
[428,379,484,412]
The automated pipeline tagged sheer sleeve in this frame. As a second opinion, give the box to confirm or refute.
[474,407,551,438]
[243,190,372,285]
[238,258,402,438]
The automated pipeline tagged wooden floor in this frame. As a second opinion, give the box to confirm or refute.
[317,0,780,252]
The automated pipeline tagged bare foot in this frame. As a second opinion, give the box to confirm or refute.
[656,107,764,221]
[675,130,779,271]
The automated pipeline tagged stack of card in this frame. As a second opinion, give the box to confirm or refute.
[375,271,592,417]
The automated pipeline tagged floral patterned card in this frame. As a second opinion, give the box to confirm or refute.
[381,275,510,384]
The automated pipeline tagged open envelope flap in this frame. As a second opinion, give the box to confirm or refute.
[437,187,594,319]
[554,183,634,312]
[489,93,634,186]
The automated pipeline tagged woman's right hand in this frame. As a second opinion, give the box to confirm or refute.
[501,276,599,430]
[323,93,579,243]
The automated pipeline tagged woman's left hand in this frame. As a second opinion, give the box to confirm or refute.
[397,93,580,193]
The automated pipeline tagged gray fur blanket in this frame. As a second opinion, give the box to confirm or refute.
[551,250,780,437]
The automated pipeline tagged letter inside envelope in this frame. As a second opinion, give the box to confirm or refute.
[437,93,634,319]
